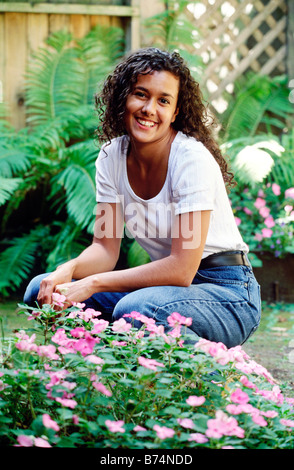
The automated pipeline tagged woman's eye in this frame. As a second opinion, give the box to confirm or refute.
[160,98,169,105]
[135,91,146,98]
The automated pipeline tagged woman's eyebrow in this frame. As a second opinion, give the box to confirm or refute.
[134,85,175,99]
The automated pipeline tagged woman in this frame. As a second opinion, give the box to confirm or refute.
[24,48,261,347]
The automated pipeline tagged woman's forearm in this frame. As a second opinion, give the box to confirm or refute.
[66,242,119,280]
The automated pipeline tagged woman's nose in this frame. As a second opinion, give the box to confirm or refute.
[142,98,156,115]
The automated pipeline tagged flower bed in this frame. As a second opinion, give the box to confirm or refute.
[230,184,294,262]
[0,295,293,449]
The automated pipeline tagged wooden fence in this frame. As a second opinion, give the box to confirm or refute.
[185,0,291,112]
[0,0,292,127]
[0,0,140,128]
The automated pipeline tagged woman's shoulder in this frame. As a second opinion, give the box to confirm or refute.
[98,135,129,160]
[171,132,216,166]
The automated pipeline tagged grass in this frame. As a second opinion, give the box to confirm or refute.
[1,297,294,396]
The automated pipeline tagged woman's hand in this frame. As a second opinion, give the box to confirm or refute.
[55,276,97,307]
[37,262,76,307]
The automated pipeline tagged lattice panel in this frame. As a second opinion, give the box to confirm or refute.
[186,0,287,111]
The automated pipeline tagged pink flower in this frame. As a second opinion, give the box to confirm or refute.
[243,207,253,215]
[37,345,59,360]
[73,335,97,357]
[134,425,147,432]
[285,205,293,213]
[105,419,125,433]
[254,197,266,209]
[188,433,208,443]
[261,410,278,418]
[259,206,270,218]
[234,217,241,226]
[240,375,257,390]
[261,228,273,238]
[123,311,155,325]
[280,418,294,428]
[153,424,175,439]
[34,437,52,448]
[186,395,205,406]
[112,318,132,333]
[272,183,281,195]
[138,356,164,371]
[93,381,112,397]
[70,327,86,338]
[72,415,79,425]
[111,340,127,346]
[230,389,250,405]
[85,355,104,366]
[52,292,67,307]
[91,319,109,334]
[251,413,267,427]
[167,312,192,327]
[177,418,194,429]
[16,435,34,447]
[254,232,263,241]
[205,411,245,439]
[285,187,294,199]
[264,216,275,228]
[42,414,60,432]
[55,397,77,408]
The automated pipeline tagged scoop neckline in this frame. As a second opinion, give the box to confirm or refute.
[123,132,180,203]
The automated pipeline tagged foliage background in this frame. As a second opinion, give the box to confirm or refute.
[0,0,293,300]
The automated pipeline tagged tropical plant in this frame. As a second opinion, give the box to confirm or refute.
[0,25,125,298]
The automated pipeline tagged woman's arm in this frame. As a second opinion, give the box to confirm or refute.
[37,203,123,306]
[55,210,211,304]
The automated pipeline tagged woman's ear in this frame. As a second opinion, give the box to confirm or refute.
[172,107,179,123]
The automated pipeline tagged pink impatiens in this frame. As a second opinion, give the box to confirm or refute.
[138,356,165,371]
[205,410,245,439]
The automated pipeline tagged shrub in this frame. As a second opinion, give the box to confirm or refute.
[0,296,293,449]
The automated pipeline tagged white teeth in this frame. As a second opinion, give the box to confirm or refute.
[137,118,155,128]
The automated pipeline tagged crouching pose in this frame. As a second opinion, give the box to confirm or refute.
[24,48,261,347]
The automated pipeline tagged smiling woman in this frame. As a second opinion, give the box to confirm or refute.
[23,47,261,349]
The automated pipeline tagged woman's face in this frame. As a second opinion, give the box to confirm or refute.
[124,70,179,145]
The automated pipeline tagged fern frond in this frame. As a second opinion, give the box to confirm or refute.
[0,225,49,296]
[221,74,294,142]
[0,177,23,206]
[127,240,151,268]
[46,221,90,271]
[77,25,125,104]
[50,140,98,232]
[0,145,32,178]
[25,30,85,124]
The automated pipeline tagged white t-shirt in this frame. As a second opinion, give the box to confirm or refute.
[95,131,248,261]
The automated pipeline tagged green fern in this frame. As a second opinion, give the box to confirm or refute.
[0,226,50,297]
[127,240,151,268]
[49,140,98,233]
[221,74,294,142]
[46,221,91,272]
[0,177,23,206]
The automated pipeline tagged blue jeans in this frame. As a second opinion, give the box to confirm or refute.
[23,264,261,348]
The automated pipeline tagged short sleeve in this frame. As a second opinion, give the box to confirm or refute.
[171,143,218,215]
[95,145,121,203]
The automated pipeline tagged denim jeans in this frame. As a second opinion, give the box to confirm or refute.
[23,263,261,348]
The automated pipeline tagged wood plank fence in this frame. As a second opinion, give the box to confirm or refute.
[0,0,140,128]
[0,0,292,127]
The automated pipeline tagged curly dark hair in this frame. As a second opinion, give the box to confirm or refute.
[95,47,234,187]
